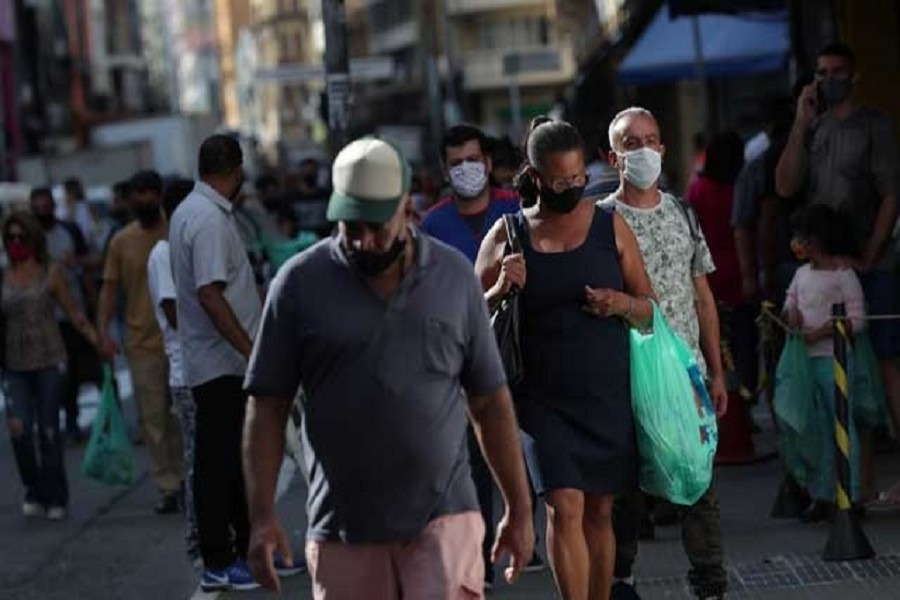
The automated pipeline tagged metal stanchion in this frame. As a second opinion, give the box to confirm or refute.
[823,303,875,561]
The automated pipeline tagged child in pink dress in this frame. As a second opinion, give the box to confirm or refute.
[783,205,865,522]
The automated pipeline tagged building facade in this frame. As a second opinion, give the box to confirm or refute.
[445,0,599,138]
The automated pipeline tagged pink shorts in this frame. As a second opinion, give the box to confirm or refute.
[305,511,485,600]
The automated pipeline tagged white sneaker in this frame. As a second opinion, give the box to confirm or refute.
[46,506,67,521]
[22,502,45,518]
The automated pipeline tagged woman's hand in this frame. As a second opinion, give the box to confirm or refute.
[491,253,527,298]
[584,287,628,318]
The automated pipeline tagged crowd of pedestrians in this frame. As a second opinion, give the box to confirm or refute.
[2,40,899,600]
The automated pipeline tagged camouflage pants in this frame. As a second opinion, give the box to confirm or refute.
[614,482,727,596]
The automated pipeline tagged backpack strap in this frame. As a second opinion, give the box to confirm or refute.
[670,195,702,265]
[672,196,701,243]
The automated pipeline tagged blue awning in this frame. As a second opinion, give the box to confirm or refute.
[617,9,789,85]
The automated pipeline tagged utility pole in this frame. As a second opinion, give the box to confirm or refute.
[323,0,351,154]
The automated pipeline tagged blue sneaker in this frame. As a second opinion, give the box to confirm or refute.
[201,560,261,592]
[274,554,306,577]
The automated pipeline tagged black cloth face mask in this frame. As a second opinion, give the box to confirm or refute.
[348,236,405,277]
[541,185,586,214]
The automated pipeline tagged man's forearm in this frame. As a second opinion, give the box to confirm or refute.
[198,285,253,357]
[96,282,117,338]
[863,194,898,267]
[468,388,531,517]
[243,397,292,522]
[697,291,724,379]
[775,123,807,198]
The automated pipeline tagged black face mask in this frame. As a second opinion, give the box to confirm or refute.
[135,205,162,227]
[819,77,853,108]
[540,185,585,214]
[348,236,406,277]
[36,214,56,230]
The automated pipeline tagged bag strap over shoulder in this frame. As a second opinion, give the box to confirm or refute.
[502,213,523,254]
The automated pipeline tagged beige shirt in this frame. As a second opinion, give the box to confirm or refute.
[104,221,167,358]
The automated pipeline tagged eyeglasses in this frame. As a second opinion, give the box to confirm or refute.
[4,233,25,243]
[541,173,589,194]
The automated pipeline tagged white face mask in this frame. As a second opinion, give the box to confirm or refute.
[448,161,488,199]
[618,147,662,190]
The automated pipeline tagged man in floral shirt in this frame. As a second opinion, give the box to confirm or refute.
[599,107,728,600]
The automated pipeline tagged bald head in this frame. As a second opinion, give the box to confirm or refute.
[608,107,661,153]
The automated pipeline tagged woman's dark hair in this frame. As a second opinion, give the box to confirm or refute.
[702,131,744,184]
[792,204,843,255]
[514,116,584,207]
[3,211,50,266]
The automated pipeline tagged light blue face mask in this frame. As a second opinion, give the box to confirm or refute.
[617,147,662,190]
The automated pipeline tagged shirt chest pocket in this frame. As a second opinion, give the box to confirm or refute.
[422,317,465,376]
[376,316,465,393]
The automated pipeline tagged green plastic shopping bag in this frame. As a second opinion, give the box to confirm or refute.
[773,334,818,486]
[81,366,135,486]
[630,304,718,506]
[853,332,889,430]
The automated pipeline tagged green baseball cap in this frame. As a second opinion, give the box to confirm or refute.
[327,137,412,224]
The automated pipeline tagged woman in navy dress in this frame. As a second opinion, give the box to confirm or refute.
[476,117,655,600]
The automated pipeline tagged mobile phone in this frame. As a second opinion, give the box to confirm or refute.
[814,82,825,116]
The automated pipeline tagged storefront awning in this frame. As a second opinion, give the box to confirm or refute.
[617,9,789,85]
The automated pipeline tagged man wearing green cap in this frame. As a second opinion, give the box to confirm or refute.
[243,137,535,598]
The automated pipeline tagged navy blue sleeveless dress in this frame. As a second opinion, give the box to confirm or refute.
[514,207,637,495]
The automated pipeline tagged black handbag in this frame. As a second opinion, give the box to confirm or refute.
[490,214,524,386]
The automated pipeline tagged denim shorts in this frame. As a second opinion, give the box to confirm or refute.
[861,269,900,359]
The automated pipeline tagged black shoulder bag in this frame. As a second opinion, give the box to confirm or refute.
[490,214,524,386]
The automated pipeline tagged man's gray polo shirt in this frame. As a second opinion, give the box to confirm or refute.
[169,181,261,388]
[245,231,507,543]
[806,107,899,264]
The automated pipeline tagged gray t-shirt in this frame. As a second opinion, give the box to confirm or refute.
[169,182,261,388]
[806,107,900,264]
[245,231,507,544]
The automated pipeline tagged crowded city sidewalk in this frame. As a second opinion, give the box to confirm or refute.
[3,390,900,600]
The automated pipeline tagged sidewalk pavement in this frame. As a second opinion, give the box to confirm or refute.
[3,388,900,599]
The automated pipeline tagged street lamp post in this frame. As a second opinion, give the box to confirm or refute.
[323,0,351,154]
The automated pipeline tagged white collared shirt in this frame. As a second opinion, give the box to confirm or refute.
[168,181,261,387]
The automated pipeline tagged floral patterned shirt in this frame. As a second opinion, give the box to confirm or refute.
[598,192,716,373]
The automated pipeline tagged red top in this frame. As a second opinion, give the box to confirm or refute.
[686,176,742,306]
